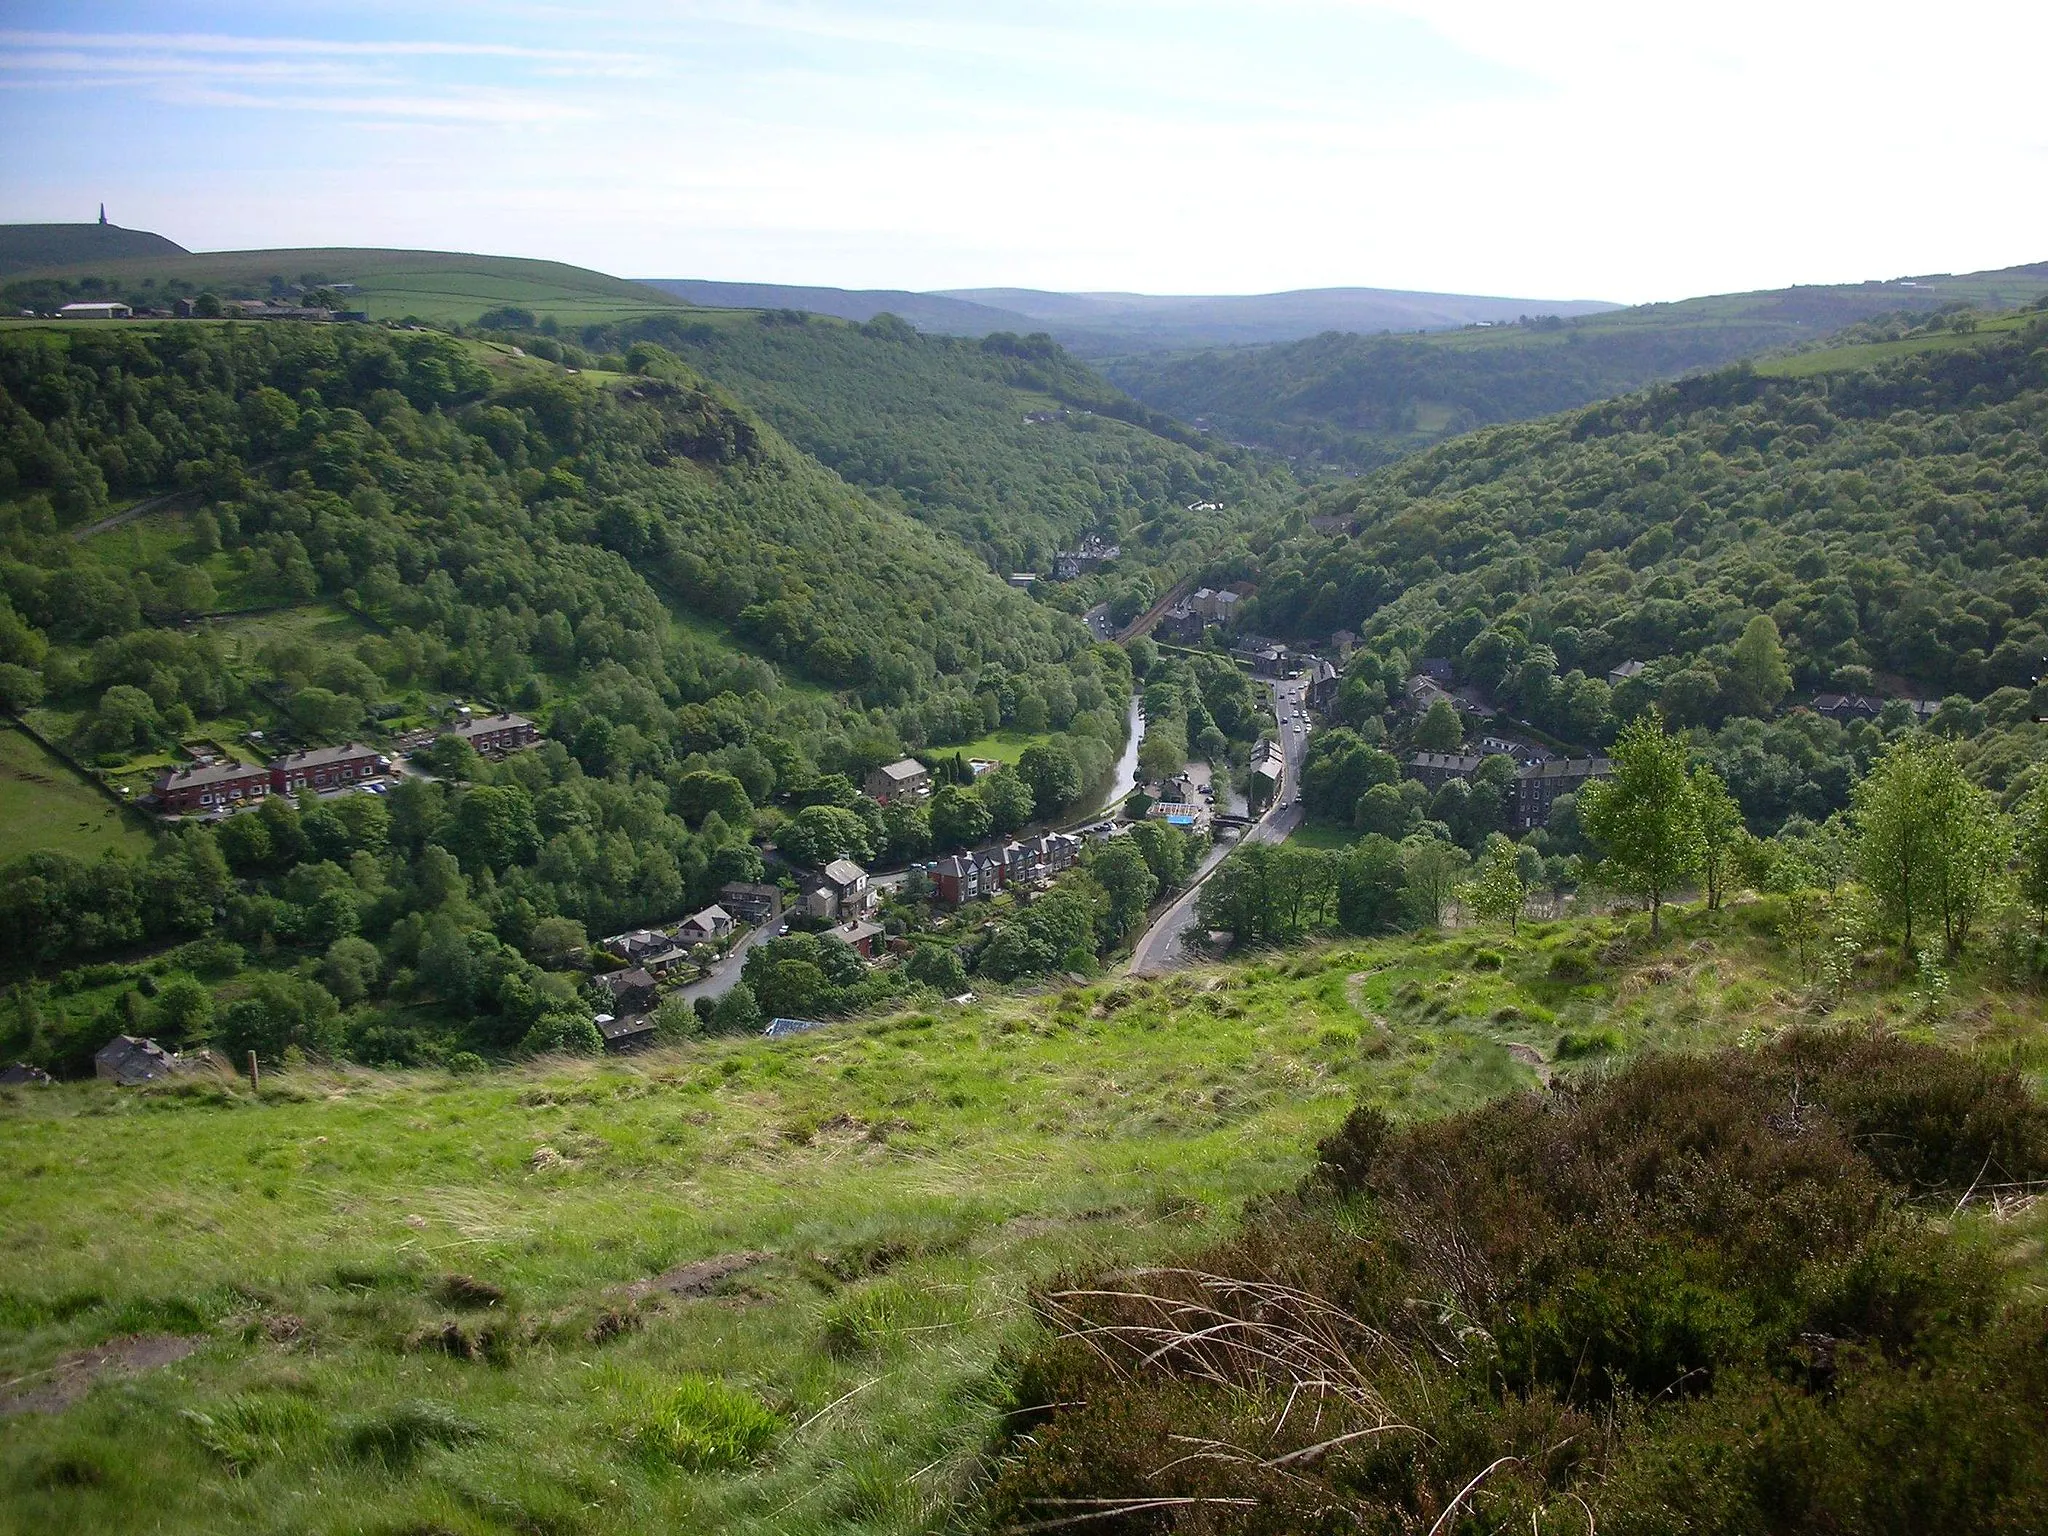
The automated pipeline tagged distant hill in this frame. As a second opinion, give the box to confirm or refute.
[635,279,1621,354]
[1,235,685,325]
[550,306,1290,584]
[0,222,187,276]
[1107,261,2048,471]
[641,279,1039,335]
[940,285,1622,351]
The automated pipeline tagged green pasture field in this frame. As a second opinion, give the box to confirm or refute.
[199,602,376,658]
[78,508,258,606]
[0,725,152,864]
[5,907,2043,1535]
[1753,309,2042,377]
[6,247,690,327]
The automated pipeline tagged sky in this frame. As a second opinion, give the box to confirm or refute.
[3,1,2045,303]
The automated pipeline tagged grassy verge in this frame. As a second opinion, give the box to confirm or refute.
[2,906,2043,1533]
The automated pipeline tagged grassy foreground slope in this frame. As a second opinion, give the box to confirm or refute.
[3,907,2046,1534]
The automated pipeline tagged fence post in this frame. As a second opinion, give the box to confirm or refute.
[246,1051,260,1093]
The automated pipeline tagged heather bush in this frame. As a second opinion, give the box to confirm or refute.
[982,1031,2048,1532]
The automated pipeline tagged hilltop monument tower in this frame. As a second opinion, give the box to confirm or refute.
[98,203,107,225]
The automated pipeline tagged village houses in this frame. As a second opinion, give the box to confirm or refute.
[449,711,540,756]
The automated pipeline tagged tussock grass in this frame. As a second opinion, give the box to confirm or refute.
[625,1374,781,1472]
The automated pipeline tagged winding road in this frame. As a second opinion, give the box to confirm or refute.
[1127,673,1310,975]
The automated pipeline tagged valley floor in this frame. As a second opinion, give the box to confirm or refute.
[4,906,2046,1534]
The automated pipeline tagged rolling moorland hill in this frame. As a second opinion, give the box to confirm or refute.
[1,231,689,327]
[540,307,1293,589]
[640,279,1622,353]
[0,222,190,277]
[1111,261,2048,471]
[2,909,2046,1536]
[941,284,1621,352]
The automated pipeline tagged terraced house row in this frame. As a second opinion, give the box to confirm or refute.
[150,713,540,814]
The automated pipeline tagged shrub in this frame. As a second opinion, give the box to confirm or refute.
[1546,947,1597,983]
[518,1012,602,1055]
[985,1032,2048,1533]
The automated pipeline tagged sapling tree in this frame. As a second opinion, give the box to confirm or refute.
[1464,835,1529,934]
[1579,713,1701,938]
[1691,765,1744,911]
[1854,734,2009,960]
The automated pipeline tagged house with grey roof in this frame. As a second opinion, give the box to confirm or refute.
[94,1035,179,1085]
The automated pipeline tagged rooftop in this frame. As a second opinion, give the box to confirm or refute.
[823,858,868,887]
[273,742,383,769]
[156,758,266,789]
[451,711,535,739]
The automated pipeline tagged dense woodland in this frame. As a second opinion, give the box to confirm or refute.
[481,307,1288,591]
[0,321,1167,1071]
[1110,317,1803,469]
[1203,318,2048,833]
[6,305,2048,1073]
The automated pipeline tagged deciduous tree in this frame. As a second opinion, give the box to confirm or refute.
[1579,713,1701,938]
[1464,835,1529,933]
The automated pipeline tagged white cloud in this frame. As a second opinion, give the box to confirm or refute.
[4,2,2044,297]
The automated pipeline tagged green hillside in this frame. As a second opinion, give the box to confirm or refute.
[0,223,188,277]
[1227,316,2048,835]
[560,308,1292,586]
[0,321,1143,1023]
[1753,305,2045,378]
[1111,263,2048,471]
[2,243,686,326]
[0,725,152,863]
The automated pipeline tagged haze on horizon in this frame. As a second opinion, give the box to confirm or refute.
[2,0,2044,305]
